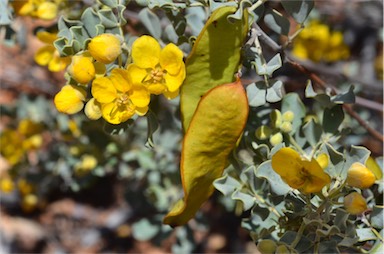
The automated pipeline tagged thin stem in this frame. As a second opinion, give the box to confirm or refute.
[249,0,268,13]
[289,135,307,157]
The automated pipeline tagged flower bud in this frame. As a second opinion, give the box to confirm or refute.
[316,153,329,169]
[68,54,96,84]
[344,192,367,215]
[84,98,102,120]
[54,85,86,114]
[347,162,376,189]
[269,132,283,146]
[88,34,122,64]
[270,110,282,129]
[280,121,292,133]
[255,125,272,140]
[0,178,14,193]
[22,194,38,213]
[282,111,295,122]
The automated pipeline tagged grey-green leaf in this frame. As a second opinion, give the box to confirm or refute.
[138,8,162,39]
[281,0,314,24]
[264,9,290,36]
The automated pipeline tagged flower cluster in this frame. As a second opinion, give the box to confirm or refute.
[0,119,43,166]
[271,145,379,215]
[292,20,350,62]
[11,0,66,20]
[54,34,185,125]
[255,109,294,146]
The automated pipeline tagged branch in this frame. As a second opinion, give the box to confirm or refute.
[288,60,384,142]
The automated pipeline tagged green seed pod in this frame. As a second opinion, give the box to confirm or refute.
[270,109,282,129]
[255,125,272,140]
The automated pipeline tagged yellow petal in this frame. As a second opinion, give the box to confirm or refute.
[271,148,303,188]
[48,55,70,72]
[135,106,149,116]
[163,89,179,99]
[84,98,102,120]
[54,85,86,114]
[160,43,183,75]
[126,64,147,85]
[91,77,117,104]
[101,102,135,124]
[88,34,122,64]
[300,159,331,193]
[316,153,329,169]
[34,45,55,66]
[18,1,34,16]
[131,35,160,69]
[110,68,131,93]
[366,156,383,180]
[36,31,57,44]
[147,83,166,95]
[130,86,150,108]
[164,63,186,92]
[37,2,58,20]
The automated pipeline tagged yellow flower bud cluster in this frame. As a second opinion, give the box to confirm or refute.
[255,110,295,146]
[11,0,66,20]
[34,31,71,72]
[0,119,44,166]
[0,175,39,213]
[292,20,350,62]
[54,35,186,125]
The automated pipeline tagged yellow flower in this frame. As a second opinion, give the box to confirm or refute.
[67,54,96,84]
[88,34,122,64]
[346,162,376,189]
[34,31,71,72]
[12,0,61,20]
[0,130,24,165]
[128,35,186,97]
[75,154,98,174]
[292,21,349,62]
[0,178,15,193]
[37,1,58,20]
[344,192,367,215]
[271,147,331,193]
[18,119,43,137]
[91,68,150,124]
[54,85,87,114]
[18,179,35,196]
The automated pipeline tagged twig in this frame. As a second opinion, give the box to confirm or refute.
[288,60,384,142]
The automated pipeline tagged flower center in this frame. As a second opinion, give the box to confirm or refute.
[116,93,130,106]
[150,67,165,83]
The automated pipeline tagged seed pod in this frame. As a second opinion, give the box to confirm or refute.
[164,79,249,226]
[180,6,249,131]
